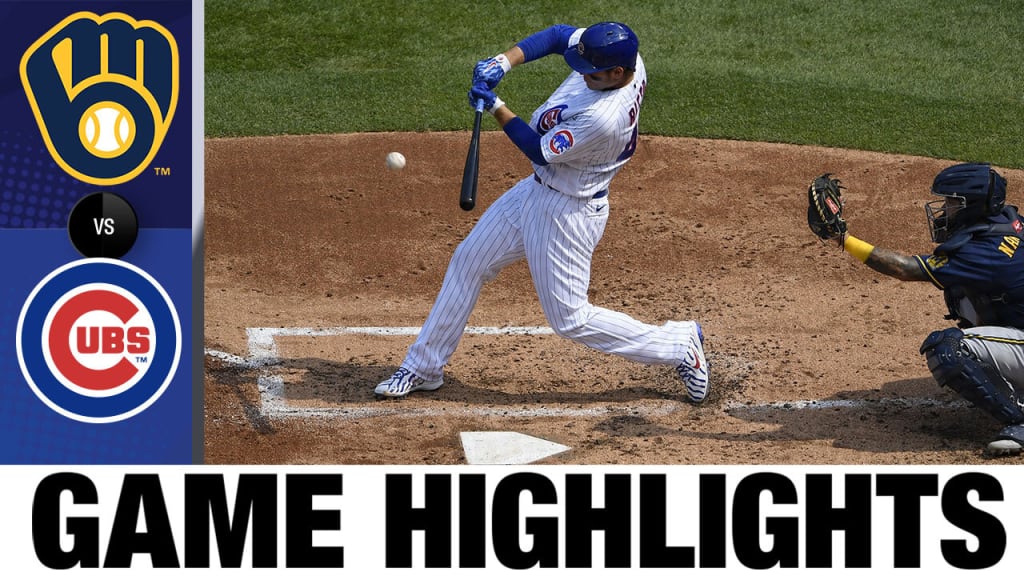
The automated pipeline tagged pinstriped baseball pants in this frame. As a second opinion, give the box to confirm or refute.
[402,175,696,381]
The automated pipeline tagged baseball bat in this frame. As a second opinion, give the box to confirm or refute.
[459,99,485,211]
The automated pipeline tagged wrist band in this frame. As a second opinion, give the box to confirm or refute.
[488,96,505,114]
[844,234,874,263]
[494,53,512,73]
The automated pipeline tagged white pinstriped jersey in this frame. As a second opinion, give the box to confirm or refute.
[531,51,647,198]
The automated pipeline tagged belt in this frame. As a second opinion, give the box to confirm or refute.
[534,173,608,199]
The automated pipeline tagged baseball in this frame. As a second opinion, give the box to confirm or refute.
[386,151,406,171]
[80,102,135,157]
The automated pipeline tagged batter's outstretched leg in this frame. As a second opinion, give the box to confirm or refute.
[522,186,709,402]
[377,181,531,398]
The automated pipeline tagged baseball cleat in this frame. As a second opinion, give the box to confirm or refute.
[676,322,709,403]
[986,439,1022,457]
[375,367,443,399]
[985,424,1024,457]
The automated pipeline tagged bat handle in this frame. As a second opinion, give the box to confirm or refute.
[475,98,485,113]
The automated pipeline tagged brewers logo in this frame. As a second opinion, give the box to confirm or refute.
[20,12,179,186]
[17,259,181,423]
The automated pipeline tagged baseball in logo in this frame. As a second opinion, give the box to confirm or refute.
[549,130,575,155]
[20,12,179,186]
[17,259,181,423]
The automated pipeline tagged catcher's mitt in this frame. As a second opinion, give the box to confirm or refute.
[807,173,847,242]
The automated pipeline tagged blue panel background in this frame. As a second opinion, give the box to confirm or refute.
[0,1,191,229]
[0,0,192,463]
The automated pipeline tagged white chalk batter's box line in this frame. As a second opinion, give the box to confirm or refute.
[203,326,968,421]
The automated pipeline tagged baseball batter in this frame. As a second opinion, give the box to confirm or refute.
[375,22,709,402]
[808,163,1024,457]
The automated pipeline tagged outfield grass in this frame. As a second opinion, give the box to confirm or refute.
[205,0,1023,168]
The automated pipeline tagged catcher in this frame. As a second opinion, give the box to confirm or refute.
[807,163,1024,457]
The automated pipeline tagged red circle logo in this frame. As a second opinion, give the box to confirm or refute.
[42,284,156,397]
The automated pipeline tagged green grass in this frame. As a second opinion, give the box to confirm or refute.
[205,0,1024,167]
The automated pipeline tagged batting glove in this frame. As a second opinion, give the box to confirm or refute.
[472,53,511,89]
[468,83,505,114]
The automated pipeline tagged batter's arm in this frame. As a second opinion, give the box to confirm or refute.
[500,46,526,69]
[481,25,573,77]
[515,24,578,62]
[469,83,547,165]
[495,110,548,165]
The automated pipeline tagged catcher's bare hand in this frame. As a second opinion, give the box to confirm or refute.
[807,173,847,245]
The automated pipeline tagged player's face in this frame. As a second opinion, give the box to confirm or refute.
[944,198,963,220]
[583,67,626,90]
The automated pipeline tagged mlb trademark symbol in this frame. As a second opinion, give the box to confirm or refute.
[153,167,171,176]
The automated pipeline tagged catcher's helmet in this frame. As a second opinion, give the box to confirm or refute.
[563,22,639,74]
[926,162,1007,242]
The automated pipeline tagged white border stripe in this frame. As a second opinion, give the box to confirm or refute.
[244,326,570,420]
[725,397,969,411]
[204,327,969,420]
[260,400,681,421]
[250,326,555,338]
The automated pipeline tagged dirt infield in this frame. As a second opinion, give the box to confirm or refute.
[203,132,1021,465]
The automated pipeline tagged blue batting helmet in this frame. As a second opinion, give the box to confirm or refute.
[925,162,1007,242]
[563,22,639,74]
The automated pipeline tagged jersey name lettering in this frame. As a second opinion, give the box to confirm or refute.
[998,235,1020,258]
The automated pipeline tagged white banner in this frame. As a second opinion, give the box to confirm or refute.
[1,465,1021,573]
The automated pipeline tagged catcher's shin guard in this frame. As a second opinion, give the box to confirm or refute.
[920,328,1024,425]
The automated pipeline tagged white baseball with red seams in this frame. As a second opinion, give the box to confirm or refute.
[385,151,406,170]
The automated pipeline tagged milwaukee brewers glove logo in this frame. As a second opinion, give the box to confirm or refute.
[17,259,182,423]
[20,12,179,185]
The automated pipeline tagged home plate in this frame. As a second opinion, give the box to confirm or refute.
[460,432,571,465]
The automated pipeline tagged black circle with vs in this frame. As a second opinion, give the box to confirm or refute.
[67,192,139,258]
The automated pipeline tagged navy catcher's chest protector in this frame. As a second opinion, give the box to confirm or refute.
[935,206,1024,328]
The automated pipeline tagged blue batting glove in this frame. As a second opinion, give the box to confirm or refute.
[472,54,511,89]
[468,82,504,114]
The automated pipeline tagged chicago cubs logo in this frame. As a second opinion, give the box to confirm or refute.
[20,12,179,186]
[17,259,181,423]
[549,130,575,155]
[537,105,567,134]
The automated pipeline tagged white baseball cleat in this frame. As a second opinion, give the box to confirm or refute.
[986,439,1022,456]
[986,424,1024,456]
[676,322,709,403]
[375,367,444,398]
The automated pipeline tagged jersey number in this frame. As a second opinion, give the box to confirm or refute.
[617,125,639,161]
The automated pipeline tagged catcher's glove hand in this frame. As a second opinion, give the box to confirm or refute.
[807,173,847,243]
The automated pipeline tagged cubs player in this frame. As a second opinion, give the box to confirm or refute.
[826,163,1024,456]
[375,22,709,402]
